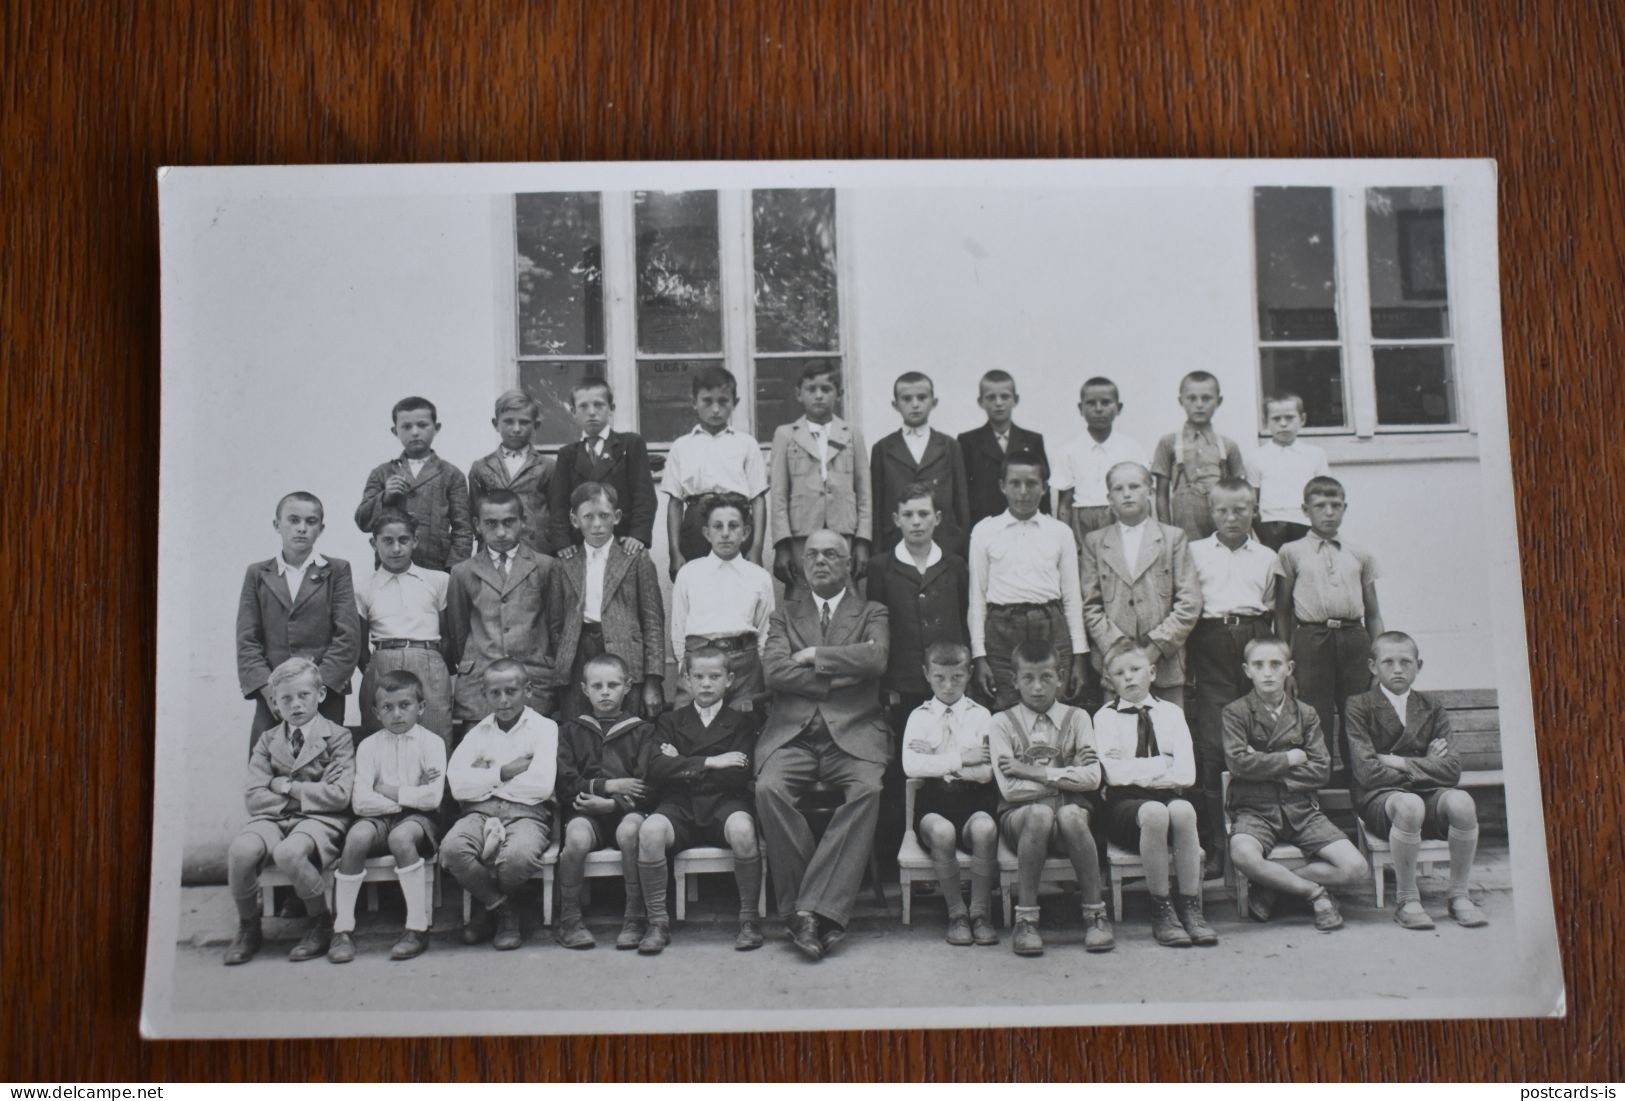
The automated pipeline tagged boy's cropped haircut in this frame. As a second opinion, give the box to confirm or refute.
[1011,640,1060,671]
[798,359,841,388]
[692,365,739,398]
[493,388,542,419]
[895,480,939,511]
[376,668,426,701]
[1302,475,1346,503]
[477,488,526,517]
[582,651,629,679]
[922,640,972,668]
[571,376,615,405]
[1265,392,1307,417]
[700,490,752,527]
[1000,449,1047,482]
[369,511,418,536]
[1243,635,1290,661]
[570,480,619,512]
[979,368,1017,392]
[268,655,322,691]
[483,656,528,683]
[1371,630,1420,658]
[1080,376,1120,399]
[683,644,731,671]
[1210,475,1255,499]
[1178,370,1220,393]
[275,490,324,521]
[391,395,438,422]
[1102,637,1149,672]
[893,370,933,396]
[1105,460,1150,488]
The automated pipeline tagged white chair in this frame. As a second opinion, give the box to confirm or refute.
[1104,838,1207,920]
[997,838,1081,927]
[671,844,769,920]
[358,854,442,914]
[897,778,980,925]
[1357,820,1451,908]
[257,868,332,917]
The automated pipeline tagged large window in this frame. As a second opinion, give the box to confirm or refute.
[512,189,847,447]
[1253,185,1462,438]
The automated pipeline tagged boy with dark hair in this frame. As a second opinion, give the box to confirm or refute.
[661,366,768,577]
[544,377,658,556]
[871,371,970,555]
[1151,371,1245,541]
[669,492,775,711]
[769,360,872,587]
[468,388,556,556]
[354,511,453,743]
[355,395,474,571]
[1054,376,1147,543]
[958,369,1050,529]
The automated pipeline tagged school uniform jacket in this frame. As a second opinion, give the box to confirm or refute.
[647,705,762,823]
[244,715,355,830]
[468,447,556,556]
[556,713,658,815]
[862,549,970,697]
[1221,690,1332,810]
[956,422,1051,528]
[544,541,666,684]
[235,556,362,698]
[757,590,892,767]
[1345,687,1461,821]
[354,452,474,571]
[870,428,972,554]
[768,417,872,544]
[446,545,556,718]
[543,432,657,553]
[1080,521,1202,688]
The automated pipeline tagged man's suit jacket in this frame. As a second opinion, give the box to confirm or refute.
[957,423,1051,528]
[1345,687,1461,819]
[768,417,872,544]
[544,541,666,684]
[446,544,556,719]
[244,715,355,831]
[862,550,970,697]
[469,447,557,556]
[757,590,892,767]
[235,556,361,698]
[870,429,971,555]
[1080,521,1202,687]
[354,452,474,570]
[647,705,762,824]
[543,432,657,553]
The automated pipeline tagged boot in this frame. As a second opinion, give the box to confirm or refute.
[1150,895,1192,947]
[223,918,262,966]
[734,916,764,951]
[493,902,523,950]
[1175,892,1219,946]
[1082,902,1116,952]
[554,911,596,949]
[1011,905,1043,956]
[288,912,334,962]
[461,901,495,945]
[638,921,671,955]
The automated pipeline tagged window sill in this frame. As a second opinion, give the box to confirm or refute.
[1269,432,1480,465]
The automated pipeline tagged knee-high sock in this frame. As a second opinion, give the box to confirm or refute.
[1448,824,1479,898]
[1389,825,1423,904]
[932,854,967,917]
[558,856,585,921]
[332,871,365,934]
[969,852,997,918]
[735,855,763,920]
[396,859,428,932]
[621,846,643,918]
[639,858,669,924]
[1139,823,1171,897]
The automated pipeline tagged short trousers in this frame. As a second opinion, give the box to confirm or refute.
[912,779,997,836]
[239,815,345,870]
[655,798,754,851]
[345,812,440,858]
[1230,799,1348,859]
[998,798,1098,854]
[1360,787,1458,842]
[1104,792,1184,850]
[570,811,634,850]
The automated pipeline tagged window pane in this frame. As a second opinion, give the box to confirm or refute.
[518,360,607,442]
[1259,347,1346,430]
[1366,187,1450,339]
[516,193,603,357]
[1375,345,1457,426]
[755,357,844,444]
[753,189,839,353]
[1255,187,1339,341]
[634,191,722,354]
[637,358,727,443]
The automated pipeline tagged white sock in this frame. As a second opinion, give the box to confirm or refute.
[333,871,365,934]
[396,859,428,931]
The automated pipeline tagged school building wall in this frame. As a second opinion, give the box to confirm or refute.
[165,186,1496,877]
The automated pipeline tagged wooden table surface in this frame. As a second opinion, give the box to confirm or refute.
[4,0,1621,1081]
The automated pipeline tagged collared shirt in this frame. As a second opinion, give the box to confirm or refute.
[355,563,449,642]
[813,589,846,626]
[805,417,832,478]
[967,511,1086,656]
[580,427,612,456]
[669,553,775,662]
[1247,439,1331,524]
[446,706,559,806]
[1189,534,1282,619]
[993,427,1011,453]
[406,456,428,478]
[352,724,447,817]
[275,551,327,601]
[659,424,769,500]
[500,446,532,480]
[1053,431,1148,508]
[487,544,516,575]
[1380,684,1411,729]
[986,700,1100,808]
[1093,695,1196,791]
[1278,532,1379,623]
[1117,518,1151,573]
[893,539,943,575]
[903,424,932,464]
[902,695,994,783]
[581,539,611,623]
[695,699,723,728]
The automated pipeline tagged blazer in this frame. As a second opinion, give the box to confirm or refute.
[870,429,971,554]
[768,417,872,544]
[445,544,556,719]
[957,423,1051,527]
[543,431,657,553]
[468,447,557,556]
[757,589,892,767]
[235,556,361,698]
[544,541,666,684]
[862,550,970,696]
[244,715,355,831]
[1345,687,1461,819]
[355,452,474,570]
[1221,690,1331,809]
[648,705,762,826]
[1080,521,1202,687]
[556,713,659,815]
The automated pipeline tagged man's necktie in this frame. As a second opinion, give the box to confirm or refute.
[819,600,832,639]
[589,437,603,464]
[496,551,509,580]
[996,433,1008,452]
[289,727,304,758]
[1125,705,1159,757]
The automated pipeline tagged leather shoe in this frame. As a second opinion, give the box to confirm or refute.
[288,913,334,962]
[788,912,823,961]
[1011,908,1043,956]
[1309,888,1343,932]
[734,918,764,951]
[224,919,262,966]
[493,903,523,950]
[1246,885,1277,923]
[1082,904,1116,953]
[945,913,973,946]
[970,913,999,946]
[277,894,306,920]
[616,917,648,950]
[461,903,494,945]
[818,918,846,955]
[327,930,357,964]
[1448,896,1489,927]
[554,913,596,950]
[1393,900,1436,930]
[638,921,671,955]
[391,929,430,960]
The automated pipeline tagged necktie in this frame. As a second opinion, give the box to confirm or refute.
[496,551,509,580]
[996,432,1008,452]
[589,436,603,463]
[289,726,304,758]
[1125,705,1159,758]
[819,600,832,639]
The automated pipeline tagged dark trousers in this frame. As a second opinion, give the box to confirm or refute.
[557,622,608,721]
[984,602,1072,712]
[755,716,886,926]
[1186,616,1271,858]
[1255,521,1309,552]
[249,689,346,753]
[1291,621,1372,775]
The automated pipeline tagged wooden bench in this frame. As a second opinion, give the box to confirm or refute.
[672,845,770,921]
[457,810,561,927]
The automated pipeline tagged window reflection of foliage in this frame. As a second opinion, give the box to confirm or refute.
[517,193,602,356]
[753,190,839,353]
[635,191,723,353]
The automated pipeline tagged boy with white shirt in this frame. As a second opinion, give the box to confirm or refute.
[968,452,1089,711]
[469,389,555,556]
[669,493,775,711]
[769,361,872,589]
[354,512,452,742]
[329,671,446,964]
[440,659,560,951]
[1054,377,1148,544]
[1247,394,1330,551]
[870,372,971,556]
[662,367,769,577]
[354,395,473,571]
[902,642,999,947]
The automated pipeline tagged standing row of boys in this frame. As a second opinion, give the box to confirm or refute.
[227,364,1489,966]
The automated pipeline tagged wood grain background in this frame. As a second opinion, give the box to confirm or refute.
[4,0,1621,1081]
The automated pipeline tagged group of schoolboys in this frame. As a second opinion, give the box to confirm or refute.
[226,362,1488,968]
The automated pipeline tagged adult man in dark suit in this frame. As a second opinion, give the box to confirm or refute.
[755,529,892,960]
[957,369,1051,529]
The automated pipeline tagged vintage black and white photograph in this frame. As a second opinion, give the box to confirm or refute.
[142,159,1561,1037]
